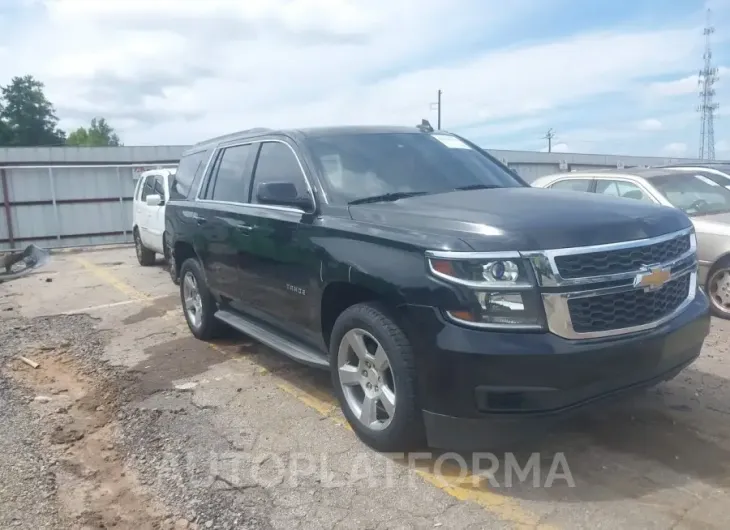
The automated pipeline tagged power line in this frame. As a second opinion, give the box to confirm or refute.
[543,128,556,153]
[698,8,719,160]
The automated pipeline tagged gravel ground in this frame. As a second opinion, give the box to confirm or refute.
[3,248,730,530]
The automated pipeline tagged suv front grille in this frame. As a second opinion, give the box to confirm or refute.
[554,233,691,279]
[567,274,691,334]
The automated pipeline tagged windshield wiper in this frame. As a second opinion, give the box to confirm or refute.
[348,191,430,205]
[453,184,502,191]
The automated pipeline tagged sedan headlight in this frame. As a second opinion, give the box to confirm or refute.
[426,251,544,330]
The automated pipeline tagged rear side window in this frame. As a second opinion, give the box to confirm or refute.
[550,179,592,192]
[170,149,211,200]
[206,144,256,203]
[250,142,309,202]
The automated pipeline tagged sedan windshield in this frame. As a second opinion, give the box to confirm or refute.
[305,132,524,204]
[649,172,730,216]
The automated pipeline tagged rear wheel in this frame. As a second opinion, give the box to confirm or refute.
[707,256,730,319]
[179,258,222,340]
[134,229,156,266]
[164,234,179,285]
[330,302,425,452]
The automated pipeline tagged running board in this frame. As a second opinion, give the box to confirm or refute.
[214,310,329,369]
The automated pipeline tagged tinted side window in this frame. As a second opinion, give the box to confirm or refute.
[208,144,256,203]
[550,179,592,192]
[170,150,209,201]
[251,142,308,203]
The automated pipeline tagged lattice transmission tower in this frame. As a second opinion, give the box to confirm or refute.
[698,9,719,160]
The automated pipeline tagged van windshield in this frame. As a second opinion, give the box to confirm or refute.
[305,132,524,205]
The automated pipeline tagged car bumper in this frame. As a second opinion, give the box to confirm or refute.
[398,289,711,451]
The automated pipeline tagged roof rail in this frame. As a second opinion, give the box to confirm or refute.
[192,127,273,149]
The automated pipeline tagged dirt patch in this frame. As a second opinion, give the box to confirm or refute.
[123,295,180,326]
[133,336,229,395]
[5,350,172,530]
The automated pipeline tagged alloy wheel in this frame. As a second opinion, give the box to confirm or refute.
[337,328,396,431]
[182,271,203,329]
[709,268,730,317]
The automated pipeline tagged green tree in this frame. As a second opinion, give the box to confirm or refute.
[0,75,66,146]
[67,117,122,147]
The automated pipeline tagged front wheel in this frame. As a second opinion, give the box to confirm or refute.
[330,302,425,452]
[706,257,730,319]
[134,229,156,266]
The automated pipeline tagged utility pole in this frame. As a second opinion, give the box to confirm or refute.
[543,128,555,153]
[698,9,719,160]
[430,90,442,129]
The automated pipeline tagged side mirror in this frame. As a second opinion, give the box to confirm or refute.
[146,194,163,206]
[256,182,313,210]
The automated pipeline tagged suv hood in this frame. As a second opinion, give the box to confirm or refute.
[348,188,692,251]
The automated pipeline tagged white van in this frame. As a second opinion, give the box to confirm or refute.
[132,168,176,266]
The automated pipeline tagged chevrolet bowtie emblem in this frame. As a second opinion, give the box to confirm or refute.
[633,266,671,291]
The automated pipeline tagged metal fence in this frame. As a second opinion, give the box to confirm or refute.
[0,164,176,251]
[0,145,724,251]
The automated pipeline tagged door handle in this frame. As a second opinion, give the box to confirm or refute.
[234,222,253,232]
[195,217,207,226]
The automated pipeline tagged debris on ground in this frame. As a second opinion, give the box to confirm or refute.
[0,245,51,283]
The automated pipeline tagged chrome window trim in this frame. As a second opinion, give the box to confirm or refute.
[193,138,320,212]
[193,200,305,215]
[543,270,697,340]
[522,226,695,287]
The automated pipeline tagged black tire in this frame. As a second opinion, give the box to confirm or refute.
[179,257,222,340]
[164,235,179,285]
[706,256,730,319]
[329,302,425,452]
[134,229,156,266]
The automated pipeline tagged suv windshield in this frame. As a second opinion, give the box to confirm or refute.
[305,132,524,204]
[649,172,730,216]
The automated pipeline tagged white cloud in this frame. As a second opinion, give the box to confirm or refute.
[637,118,663,131]
[647,67,729,98]
[0,0,710,145]
[717,139,730,153]
[663,142,689,156]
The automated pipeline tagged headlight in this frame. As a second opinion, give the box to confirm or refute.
[425,251,544,330]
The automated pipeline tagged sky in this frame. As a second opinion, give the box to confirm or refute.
[0,0,729,158]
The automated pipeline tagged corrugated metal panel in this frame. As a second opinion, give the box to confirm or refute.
[510,163,561,182]
[0,144,728,251]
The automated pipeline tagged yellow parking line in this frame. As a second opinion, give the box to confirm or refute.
[74,261,554,529]
[73,257,151,301]
[266,378,554,529]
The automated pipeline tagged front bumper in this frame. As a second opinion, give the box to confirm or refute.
[398,289,711,451]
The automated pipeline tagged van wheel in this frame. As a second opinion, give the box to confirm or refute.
[707,256,730,319]
[330,302,425,452]
[134,229,156,266]
[179,258,222,340]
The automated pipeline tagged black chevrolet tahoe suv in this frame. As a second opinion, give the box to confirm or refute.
[166,125,711,452]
